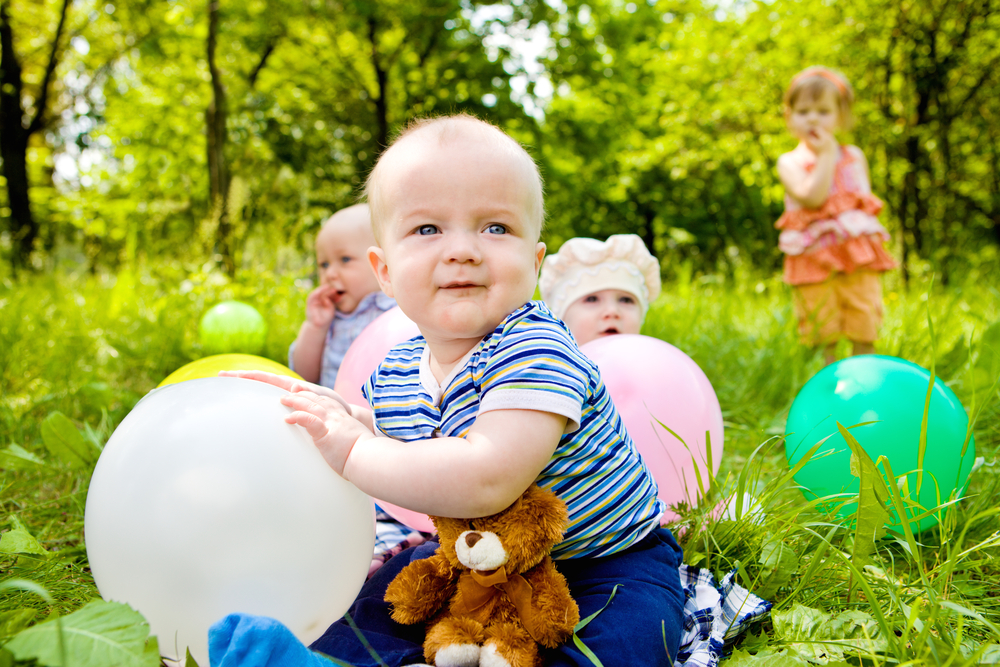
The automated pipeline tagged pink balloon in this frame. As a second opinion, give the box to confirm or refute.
[375,502,436,535]
[334,307,421,407]
[580,334,724,524]
[333,307,432,533]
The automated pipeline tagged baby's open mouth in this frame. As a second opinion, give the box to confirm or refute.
[600,327,620,335]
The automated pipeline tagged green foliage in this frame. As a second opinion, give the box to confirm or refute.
[40,412,100,469]
[4,0,998,281]
[840,424,891,571]
[0,518,49,558]
[5,600,160,667]
[0,446,46,471]
[2,266,1000,664]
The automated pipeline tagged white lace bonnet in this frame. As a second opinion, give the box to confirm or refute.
[539,234,662,320]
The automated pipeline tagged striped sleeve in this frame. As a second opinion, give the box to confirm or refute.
[473,308,593,432]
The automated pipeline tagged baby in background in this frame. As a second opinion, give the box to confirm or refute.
[540,234,661,346]
[776,66,896,365]
[223,115,684,667]
[288,204,395,386]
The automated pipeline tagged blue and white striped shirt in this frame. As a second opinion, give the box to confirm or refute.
[362,301,665,560]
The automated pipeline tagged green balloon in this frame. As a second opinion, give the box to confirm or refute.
[198,301,268,355]
[785,355,975,534]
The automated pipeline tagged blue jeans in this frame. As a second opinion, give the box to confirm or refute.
[310,527,684,667]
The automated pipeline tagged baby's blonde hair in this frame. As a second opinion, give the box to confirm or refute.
[364,114,545,243]
[783,66,855,130]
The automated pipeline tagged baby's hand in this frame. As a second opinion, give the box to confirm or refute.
[278,389,374,475]
[218,370,352,413]
[805,127,836,155]
[305,284,338,329]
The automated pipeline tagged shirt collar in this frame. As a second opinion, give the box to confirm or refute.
[334,291,395,319]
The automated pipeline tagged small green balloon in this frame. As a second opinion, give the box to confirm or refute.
[785,355,975,534]
[198,301,268,355]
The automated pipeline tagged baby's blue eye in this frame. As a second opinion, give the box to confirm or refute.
[416,224,439,235]
[619,296,636,305]
[319,261,330,269]
[340,257,352,264]
[485,224,507,235]
[583,295,599,303]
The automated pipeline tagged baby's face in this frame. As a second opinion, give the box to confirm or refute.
[315,219,381,314]
[787,87,841,143]
[368,139,545,344]
[561,289,642,347]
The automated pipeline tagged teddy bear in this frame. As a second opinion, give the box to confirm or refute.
[384,484,580,667]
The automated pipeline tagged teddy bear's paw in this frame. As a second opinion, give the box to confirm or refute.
[478,643,513,667]
[433,643,482,667]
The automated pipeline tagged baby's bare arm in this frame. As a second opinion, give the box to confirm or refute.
[228,375,564,517]
[778,143,838,209]
[291,285,338,383]
[343,409,566,518]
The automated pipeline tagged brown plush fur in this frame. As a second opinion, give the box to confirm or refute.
[384,485,580,667]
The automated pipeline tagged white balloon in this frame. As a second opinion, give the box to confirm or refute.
[719,494,765,524]
[85,377,374,665]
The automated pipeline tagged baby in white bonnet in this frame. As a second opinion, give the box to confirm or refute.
[539,234,661,346]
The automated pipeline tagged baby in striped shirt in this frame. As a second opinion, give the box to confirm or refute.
[228,114,684,667]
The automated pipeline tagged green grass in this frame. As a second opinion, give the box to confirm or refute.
[1,262,999,666]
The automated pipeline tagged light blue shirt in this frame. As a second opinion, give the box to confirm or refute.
[288,291,396,389]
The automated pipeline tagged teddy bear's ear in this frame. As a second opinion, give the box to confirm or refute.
[517,485,569,544]
[430,515,472,567]
[493,485,569,573]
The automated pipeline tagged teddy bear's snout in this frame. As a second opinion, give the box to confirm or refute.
[455,529,508,571]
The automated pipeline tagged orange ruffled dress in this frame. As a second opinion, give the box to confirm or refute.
[776,147,896,286]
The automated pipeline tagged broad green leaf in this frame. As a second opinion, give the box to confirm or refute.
[0,608,37,639]
[185,647,201,667]
[724,647,810,666]
[979,644,1000,664]
[840,423,891,572]
[0,444,46,470]
[5,599,159,667]
[40,411,97,469]
[0,516,49,556]
[0,647,12,667]
[756,539,798,599]
[772,603,887,663]
[772,603,829,643]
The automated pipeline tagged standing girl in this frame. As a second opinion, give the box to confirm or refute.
[776,66,896,365]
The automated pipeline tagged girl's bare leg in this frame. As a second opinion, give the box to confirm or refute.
[852,342,875,357]
[823,343,837,366]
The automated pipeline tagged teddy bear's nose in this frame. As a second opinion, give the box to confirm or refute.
[465,532,483,548]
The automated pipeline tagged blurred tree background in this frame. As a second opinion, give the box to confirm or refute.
[1,0,998,284]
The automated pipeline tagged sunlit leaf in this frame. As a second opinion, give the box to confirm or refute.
[0,444,47,470]
[0,608,37,640]
[5,599,159,667]
[756,538,798,599]
[40,411,97,469]
[840,423,891,574]
[0,516,49,557]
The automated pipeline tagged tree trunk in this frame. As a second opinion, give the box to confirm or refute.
[0,0,69,274]
[206,0,233,275]
[368,15,389,152]
[0,3,35,273]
